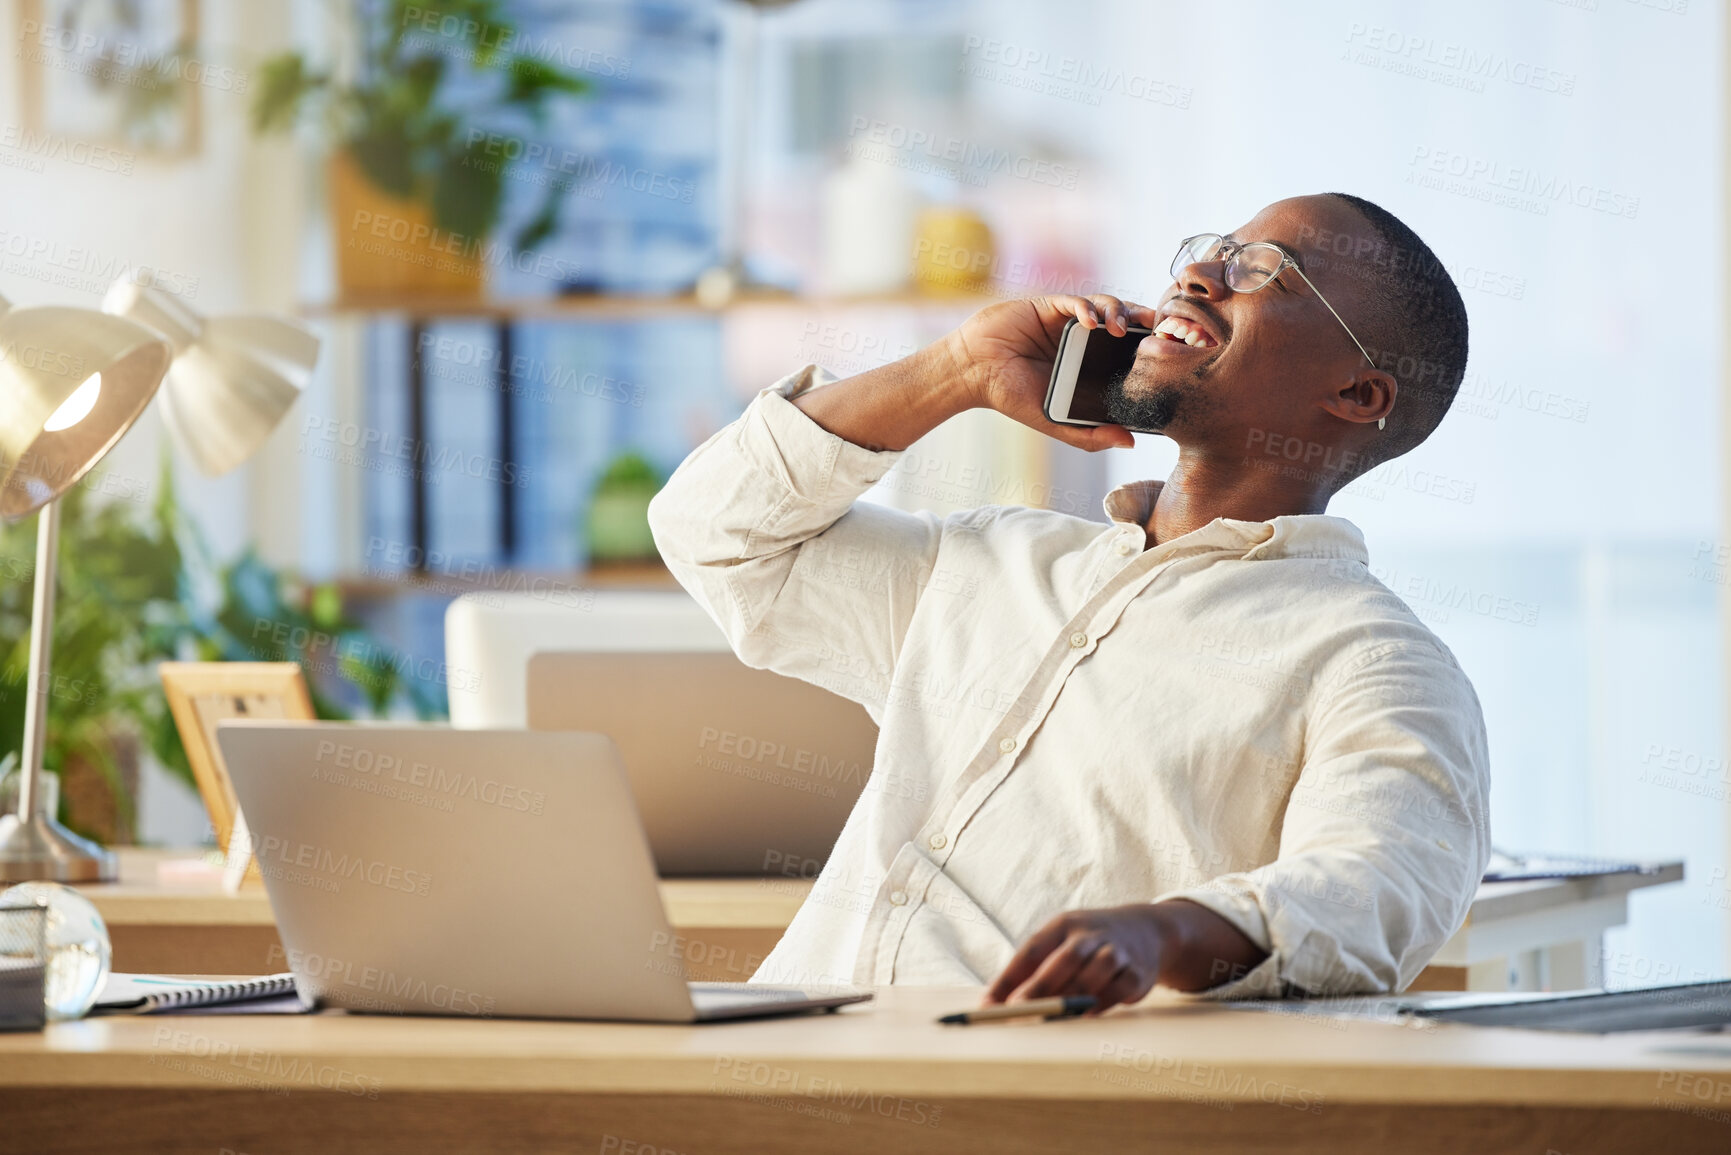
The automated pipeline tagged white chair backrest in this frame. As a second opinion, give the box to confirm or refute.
[444,589,727,728]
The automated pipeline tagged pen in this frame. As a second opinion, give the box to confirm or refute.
[938,995,1097,1025]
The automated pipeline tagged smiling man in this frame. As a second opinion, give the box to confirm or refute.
[648,193,1488,1010]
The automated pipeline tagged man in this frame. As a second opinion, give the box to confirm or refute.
[648,193,1489,1010]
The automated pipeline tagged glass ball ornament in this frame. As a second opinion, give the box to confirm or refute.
[0,881,112,1020]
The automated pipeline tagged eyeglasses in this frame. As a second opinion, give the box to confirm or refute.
[1169,232,1383,381]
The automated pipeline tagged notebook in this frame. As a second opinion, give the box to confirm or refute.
[1406,980,1731,1033]
[1482,850,1658,883]
[94,972,307,1015]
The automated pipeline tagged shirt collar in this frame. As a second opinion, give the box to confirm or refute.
[1102,480,1370,563]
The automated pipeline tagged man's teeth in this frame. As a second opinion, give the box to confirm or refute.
[1154,316,1216,348]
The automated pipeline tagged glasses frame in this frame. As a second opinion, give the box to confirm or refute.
[1171,233,1384,378]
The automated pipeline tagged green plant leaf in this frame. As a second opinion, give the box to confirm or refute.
[431,137,504,239]
[347,123,420,200]
[504,56,591,120]
[250,53,327,135]
[512,176,570,254]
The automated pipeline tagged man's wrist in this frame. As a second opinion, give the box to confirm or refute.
[932,330,988,413]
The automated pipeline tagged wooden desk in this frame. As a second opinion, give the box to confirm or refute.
[4,986,1731,1154]
[83,850,1683,991]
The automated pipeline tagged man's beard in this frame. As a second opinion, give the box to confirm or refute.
[1104,372,1185,431]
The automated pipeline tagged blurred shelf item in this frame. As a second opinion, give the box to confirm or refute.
[334,561,680,602]
[301,290,1000,320]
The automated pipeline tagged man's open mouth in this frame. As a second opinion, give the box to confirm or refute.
[1150,315,1220,349]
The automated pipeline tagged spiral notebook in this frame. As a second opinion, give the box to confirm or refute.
[94,972,306,1015]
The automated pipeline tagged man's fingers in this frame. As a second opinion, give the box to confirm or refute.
[1124,300,1161,327]
[984,919,1072,1004]
[1071,942,1128,997]
[1087,295,1133,336]
[1008,932,1100,1002]
[1091,967,1154,1015]
[1048,422,1135,452]
[1037,295,1104,330]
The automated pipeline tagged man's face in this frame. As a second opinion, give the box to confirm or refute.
[1107,195,1379,448]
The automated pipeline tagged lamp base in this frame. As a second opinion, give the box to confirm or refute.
[0,810,117,883]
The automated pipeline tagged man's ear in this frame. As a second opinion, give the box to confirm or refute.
[1321,369,1397,428]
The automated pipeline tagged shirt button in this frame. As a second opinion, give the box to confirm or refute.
[998,737,1017,754]
[1436,839,1452,851]
[889,890,908,906]
[928,833,947,850]
[1069,631,1089,649]
[1115,540,1134,556]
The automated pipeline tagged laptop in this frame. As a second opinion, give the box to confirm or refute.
[526,651,879,875]
[216,721,870,1023]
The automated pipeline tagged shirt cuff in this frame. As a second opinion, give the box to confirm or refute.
[740,364,904,511]
[1154,883,1294,1000]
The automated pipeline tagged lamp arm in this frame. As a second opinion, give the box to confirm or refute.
[17,501,59,819]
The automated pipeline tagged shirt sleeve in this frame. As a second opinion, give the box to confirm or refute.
[1153,638,1492,999]
[646,364,946,719]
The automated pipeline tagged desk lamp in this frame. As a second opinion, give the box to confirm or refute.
[0,286,318,882]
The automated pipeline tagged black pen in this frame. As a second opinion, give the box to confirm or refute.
[938,995,1097,1025]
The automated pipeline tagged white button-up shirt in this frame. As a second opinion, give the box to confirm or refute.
[647,365,1491,998]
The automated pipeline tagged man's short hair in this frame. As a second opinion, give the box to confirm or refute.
[1320,192,1469,464]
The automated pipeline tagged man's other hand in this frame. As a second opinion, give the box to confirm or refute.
[983,905,1166,1013]
[983,899,1270,1013]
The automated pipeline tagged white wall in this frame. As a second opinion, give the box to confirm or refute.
[963,0,1725,981]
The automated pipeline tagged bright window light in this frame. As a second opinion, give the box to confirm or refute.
[42,373,101,432]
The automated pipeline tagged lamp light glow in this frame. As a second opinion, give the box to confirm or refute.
[40,373,101,433]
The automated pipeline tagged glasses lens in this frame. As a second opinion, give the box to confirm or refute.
[1171,234,1225,280]
[1225,243,1286,292]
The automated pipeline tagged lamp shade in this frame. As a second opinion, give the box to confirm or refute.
[0,293,173,522]
[103,283,319,477]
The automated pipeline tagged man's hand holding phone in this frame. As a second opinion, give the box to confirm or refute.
[791,293,1153,455]
[944,294,1157,452]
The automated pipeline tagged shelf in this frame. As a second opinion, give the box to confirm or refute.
[301,289,999,321]
[335,560,681,602]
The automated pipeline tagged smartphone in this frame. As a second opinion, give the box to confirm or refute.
[1042,317,1154,431]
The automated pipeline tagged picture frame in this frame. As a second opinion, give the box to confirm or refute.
[159,662,315,889]
[17,0,205,158]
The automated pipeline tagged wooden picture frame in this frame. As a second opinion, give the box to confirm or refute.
[17,0,204,158]
[159,662,315,889]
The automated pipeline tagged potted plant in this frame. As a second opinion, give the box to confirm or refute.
[585,452,664,565]
[251,0,590,300]
[0,464,442,844]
